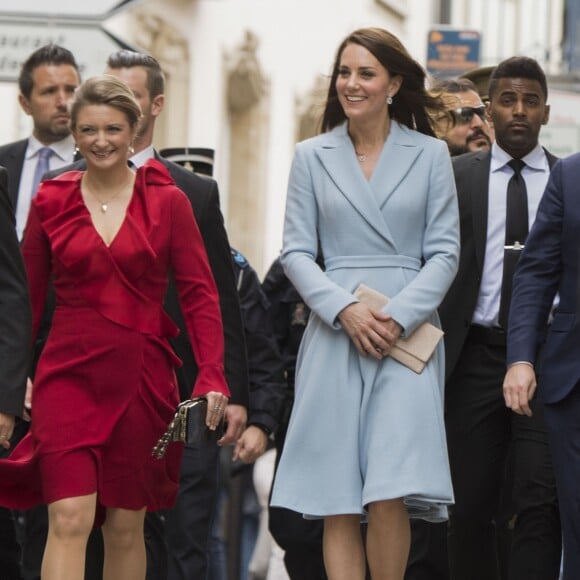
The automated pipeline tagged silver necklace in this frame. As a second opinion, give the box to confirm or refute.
[356,152,367,163]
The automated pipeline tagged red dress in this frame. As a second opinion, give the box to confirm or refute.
[0,159,228,513]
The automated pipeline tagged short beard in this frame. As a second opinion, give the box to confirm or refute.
[447,141,469,157]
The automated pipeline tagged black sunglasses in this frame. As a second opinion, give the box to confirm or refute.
[451,105,486,123]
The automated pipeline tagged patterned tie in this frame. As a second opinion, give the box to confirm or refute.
[498,159,528,329]
[31,147,54,198]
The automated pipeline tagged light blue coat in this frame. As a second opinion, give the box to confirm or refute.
[270,121,460,521]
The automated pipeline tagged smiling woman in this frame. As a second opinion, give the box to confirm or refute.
[270,27,459,580]
[68,76,142,242]
[0,74,229,580]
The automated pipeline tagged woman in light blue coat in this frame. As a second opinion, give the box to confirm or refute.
[270,28,460,580]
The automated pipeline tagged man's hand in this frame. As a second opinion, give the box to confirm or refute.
[233,425,268,464]
[219,403,247,446]
[0,412,15,450]
[503,363,536,416]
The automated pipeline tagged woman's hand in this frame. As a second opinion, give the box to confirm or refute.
[204,391,229,431]
[23,377,33,422]
[338,302,402,360]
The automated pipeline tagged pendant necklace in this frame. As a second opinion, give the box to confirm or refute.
[356,152,367,163]
[84,173,133,214]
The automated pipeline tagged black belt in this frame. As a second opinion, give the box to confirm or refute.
[467,324,506,347]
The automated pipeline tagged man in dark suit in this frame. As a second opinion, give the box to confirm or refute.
[406,76,493,580]
[0,166,32,579]
[439,57,561,580]
[0,44,80,240]
[503,151,580,579]
[106,51,248,580]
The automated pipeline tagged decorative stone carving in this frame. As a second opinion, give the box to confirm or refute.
[296,74,328,142]
[135,11,187,75]
[227,30,266,113]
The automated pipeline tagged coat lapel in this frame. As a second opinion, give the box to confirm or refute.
[370,122,422,209]
[314,123,420,248]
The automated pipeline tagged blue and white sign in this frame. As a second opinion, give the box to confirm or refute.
[427,28,481,78]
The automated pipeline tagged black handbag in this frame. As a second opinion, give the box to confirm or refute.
[152,397,224,459]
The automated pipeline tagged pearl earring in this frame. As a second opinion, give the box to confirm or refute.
[386,95,393,105]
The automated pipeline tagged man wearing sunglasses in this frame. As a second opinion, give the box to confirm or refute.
[431,78,492,156]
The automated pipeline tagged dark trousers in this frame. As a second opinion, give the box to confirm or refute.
[0,420,30,580]
[0,508,22,580]
[543,386,580,580]
[444,331,561,580]
[405,520,449,580]
[164,438,220,580]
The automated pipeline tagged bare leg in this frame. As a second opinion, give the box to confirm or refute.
[366,499,410,580]
[41,493,97,580]
[102,506,147,580]
[323,514,365,580]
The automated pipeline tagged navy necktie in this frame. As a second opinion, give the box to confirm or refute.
[498,159,528,329]
[31,147,54,198]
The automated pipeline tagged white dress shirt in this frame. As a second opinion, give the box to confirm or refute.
[16,135,76,239]
[129,145,155,169]
[472,142,551,327]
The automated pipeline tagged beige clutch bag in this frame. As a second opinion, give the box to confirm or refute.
[353,284,444,374]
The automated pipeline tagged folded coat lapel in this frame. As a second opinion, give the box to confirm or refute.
[314,125,398,247]
[370,123,422,209]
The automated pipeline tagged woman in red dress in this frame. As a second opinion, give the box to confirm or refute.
[0,75,229,579]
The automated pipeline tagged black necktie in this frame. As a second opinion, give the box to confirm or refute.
[498,159,528,329]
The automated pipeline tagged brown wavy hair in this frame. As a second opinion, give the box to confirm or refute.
[320,27,445,137]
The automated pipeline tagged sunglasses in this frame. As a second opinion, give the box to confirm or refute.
[451,105,486,123]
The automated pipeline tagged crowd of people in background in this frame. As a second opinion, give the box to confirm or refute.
[0,22,577,580]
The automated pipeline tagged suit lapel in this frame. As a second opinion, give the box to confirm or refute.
[2,140,27,207]
[544,148,558,169]
[470,152,491,275]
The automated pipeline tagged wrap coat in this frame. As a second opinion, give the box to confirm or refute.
[270,121,460,521]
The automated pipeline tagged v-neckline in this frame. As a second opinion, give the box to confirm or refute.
[79,181,135,249]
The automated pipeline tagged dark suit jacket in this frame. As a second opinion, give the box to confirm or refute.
[0,139,28,207]
[42,155,249,406]
[439,148,558,379]
[507,152,580,404]
[0,166,32,416]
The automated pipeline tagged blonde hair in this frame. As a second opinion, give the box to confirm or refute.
[70,74,142,131]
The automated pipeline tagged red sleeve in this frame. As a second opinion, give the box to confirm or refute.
[169,189,229,398]
[21,201,51,343]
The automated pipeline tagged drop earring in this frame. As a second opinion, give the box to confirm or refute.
[386,95,393,105]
